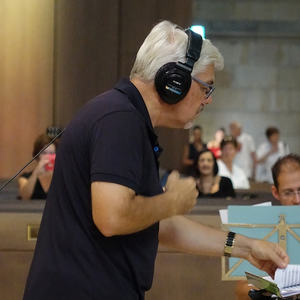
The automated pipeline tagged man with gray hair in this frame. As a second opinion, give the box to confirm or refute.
[24,21,288,300]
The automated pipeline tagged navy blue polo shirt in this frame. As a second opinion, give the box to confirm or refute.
[23,79,163,300]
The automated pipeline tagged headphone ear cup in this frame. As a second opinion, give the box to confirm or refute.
[155,62,191,104]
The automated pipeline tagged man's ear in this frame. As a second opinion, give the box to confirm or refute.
[271,185,280,202]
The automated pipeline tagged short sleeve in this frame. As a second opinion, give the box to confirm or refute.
[90,111,145,192]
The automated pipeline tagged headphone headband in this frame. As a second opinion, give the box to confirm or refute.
[184,29,203,70]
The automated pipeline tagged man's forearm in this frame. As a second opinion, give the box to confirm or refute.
[19,173,38,200]
[159,216,227,256]
[159,215,289,276]
[159,216,254,259]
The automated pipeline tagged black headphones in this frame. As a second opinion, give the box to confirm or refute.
[154,28,203,104]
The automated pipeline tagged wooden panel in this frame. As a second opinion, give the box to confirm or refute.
[53,0,120,126]
[0,0,54,178]
[156,128,189,172]
[0,212,42,250]
[0,251,33,300]
[118,0,158,77]
[157,0,193,27]
[146,253,236,300]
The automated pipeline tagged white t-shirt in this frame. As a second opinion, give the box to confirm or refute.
[256,141,289,183]
[235,132,255,178]
[217,159,250,189]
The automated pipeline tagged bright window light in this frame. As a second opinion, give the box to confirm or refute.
[190,25,205,39]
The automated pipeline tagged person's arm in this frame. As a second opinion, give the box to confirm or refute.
[18,174,38,200]
[182,145,194,166]
[159,216,289,277]
[91,171,198,237]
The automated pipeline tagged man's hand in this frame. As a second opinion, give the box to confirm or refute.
[244,239,289,278]
[165,171,198,215]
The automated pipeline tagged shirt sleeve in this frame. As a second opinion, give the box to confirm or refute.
[90,111,145,192]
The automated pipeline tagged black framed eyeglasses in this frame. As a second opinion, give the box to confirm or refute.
[192,76,215,99]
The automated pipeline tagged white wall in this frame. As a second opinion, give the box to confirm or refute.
[192,0,300,153]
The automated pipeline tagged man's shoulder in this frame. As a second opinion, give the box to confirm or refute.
[90,88,136,115]
[73,88,140,127]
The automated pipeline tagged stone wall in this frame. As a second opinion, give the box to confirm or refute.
[192,0,300,152]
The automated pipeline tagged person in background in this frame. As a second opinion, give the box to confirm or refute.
[194,149,235,198]
[217,136,250,189]
[256,127,289,183]
[18,134,56,200]
[271,153,300,206]
[207,127,225,159]
[235,153,300,300]
[182,125,206,175]
[229,122,256,179]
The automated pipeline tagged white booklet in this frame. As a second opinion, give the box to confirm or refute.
[246,265,300,298]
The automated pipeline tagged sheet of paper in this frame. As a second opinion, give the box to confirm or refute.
[219,201,272,224]
[275,265,300,289]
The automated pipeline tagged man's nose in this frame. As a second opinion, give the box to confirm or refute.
[205,95,213,105]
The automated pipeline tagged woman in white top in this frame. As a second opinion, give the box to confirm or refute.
[256,127,289,183]
[217,136,250,189]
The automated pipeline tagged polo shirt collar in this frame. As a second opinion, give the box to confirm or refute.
[114,78,162,155]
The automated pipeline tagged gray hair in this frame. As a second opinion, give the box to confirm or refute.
[130,20,224,81]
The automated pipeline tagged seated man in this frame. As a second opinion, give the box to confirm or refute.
[235,153,300,300]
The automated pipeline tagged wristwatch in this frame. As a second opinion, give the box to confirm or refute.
[224,231,236,257]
